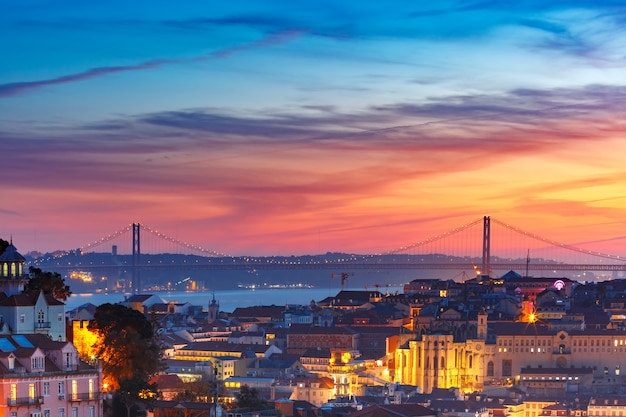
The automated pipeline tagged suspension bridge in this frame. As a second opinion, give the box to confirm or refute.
[31,216,626,293]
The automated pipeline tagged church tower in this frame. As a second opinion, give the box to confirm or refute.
[477,307,487,340]
[208,292,219,322]
[0,240,29,296]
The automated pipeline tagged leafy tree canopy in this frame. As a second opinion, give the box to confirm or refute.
[23,266,72,301]
[174,374,215,403]
[88,303,163,391]
[115,376,158,417]
[232,385,270,412]
[0,238,9,255]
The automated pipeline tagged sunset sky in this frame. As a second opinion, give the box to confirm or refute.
[2,1,626,258]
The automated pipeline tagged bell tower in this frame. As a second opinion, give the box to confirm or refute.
[208,292,219,322]
[477,307,487,340]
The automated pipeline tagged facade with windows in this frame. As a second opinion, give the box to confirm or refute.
[488,324,626,381]
[0,243,102,417]
[394,312,626,393]
[0,334,101,417]
[588,396,626,417]
[394,332,486,394]
[394,310,488,393]
[0,243,66,342]
[0,292,66,341]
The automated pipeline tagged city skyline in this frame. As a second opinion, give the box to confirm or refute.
[2,1,626,256]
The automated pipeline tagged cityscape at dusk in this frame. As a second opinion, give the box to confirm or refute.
[2,1,626,257]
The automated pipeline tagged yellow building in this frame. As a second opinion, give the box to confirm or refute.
[395,333,485,394]
[395,310,487,394]
[72,320,99,360]
[394,310,626,394]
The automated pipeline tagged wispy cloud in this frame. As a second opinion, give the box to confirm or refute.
[0,30,303,98]
[2,83,624,187]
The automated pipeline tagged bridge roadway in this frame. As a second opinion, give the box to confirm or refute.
[38,261,626,272]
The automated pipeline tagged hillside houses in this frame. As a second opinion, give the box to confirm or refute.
[58,265,626,417]
[0,242,102,417]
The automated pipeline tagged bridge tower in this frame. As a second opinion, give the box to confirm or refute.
[481,216,491,277]
[132,223,141,293]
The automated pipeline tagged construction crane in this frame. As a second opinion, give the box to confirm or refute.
[332,272,353,290]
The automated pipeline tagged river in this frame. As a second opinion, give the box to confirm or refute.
[64,285,404,313]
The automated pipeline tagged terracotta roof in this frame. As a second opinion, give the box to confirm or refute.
[429,400,484,414]
[301,347,331,358]
[44,294,65,305]
[231,305,285,318]
[0,292,65,307]
[179,341,270,354]
[288,324,357,335]
[520,367,593,375]
[150,373,185,390]
[350,404,435,417]
[151,400,213,411]
[0,294,35,307]
[488,322,553,336]
[125,294,153,302]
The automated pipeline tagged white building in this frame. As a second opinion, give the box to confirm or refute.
[0,292,66,341]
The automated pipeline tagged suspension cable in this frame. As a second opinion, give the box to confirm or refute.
[491,218,626,262]
[140,225,234,258]
[380,217,484,255]
[80,224,133,252]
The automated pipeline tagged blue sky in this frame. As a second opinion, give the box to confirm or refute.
[1,1,626,257]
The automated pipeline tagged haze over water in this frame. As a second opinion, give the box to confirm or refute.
[64,286,404,313]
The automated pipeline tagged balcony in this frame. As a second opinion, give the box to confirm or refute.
[69,392,102,401]
[35,322,51,329]
[7,396,44,406]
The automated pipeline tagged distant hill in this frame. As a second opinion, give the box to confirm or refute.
[27,251,587,293]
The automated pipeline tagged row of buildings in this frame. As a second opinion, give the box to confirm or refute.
[64,268,626,417]
[6,237,626,417]
[0,242,102,417]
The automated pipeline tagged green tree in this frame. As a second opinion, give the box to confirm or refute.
[115,376,157,417]
[232,385,270,412]
[0,238,9,255]
[23,266,72,301]
[88,303,163,391]
[174,374,214,402]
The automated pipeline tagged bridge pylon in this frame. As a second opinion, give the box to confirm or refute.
[481,216,491,277]
[132,223,141,293]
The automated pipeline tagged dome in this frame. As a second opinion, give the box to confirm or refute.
[0,243,26,262]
